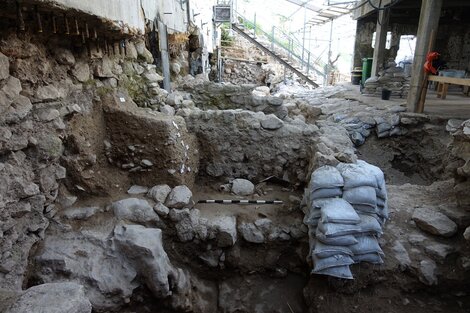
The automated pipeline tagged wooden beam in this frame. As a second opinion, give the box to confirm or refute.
[428,75,470,86]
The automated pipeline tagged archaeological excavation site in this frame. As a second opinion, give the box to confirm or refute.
[0,0,470,312]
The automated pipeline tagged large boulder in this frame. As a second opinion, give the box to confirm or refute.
[35,231,138,310]
[412,208,458,237]
[113,224,178,298]
[4,282,91,313]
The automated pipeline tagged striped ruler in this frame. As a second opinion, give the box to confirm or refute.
[197,200,283,204]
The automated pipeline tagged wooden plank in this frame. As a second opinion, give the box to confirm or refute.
[428,75,470,86]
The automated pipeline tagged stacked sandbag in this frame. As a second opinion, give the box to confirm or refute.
[305,161,388,279]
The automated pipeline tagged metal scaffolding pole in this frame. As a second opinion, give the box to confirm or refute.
[325,19,333,86]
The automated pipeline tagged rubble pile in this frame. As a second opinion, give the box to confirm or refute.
[304,161,388,279]
[447,119,470,239]
[362,62,411,98]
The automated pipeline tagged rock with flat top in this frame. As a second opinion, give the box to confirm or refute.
[112,198,159,223]
[127,185,148,194]
[412,207,458,237]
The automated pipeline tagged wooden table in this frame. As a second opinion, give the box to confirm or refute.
[428,75,470,99]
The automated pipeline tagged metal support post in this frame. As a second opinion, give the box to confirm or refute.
[158,20,171,92]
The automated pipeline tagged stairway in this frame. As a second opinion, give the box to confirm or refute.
[231,23,320,88]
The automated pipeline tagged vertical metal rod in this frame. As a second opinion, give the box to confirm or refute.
[85,23,89,38]
[307,51,310,75]
[253,13,256,39]
[35,6,43,33]
[81,32,85,44]
[93,27,97,40]
[17,1,25,32]
[271,26,275,51]
[104,39,108,55]
[74,18,79,35]
[52,15,57,33]
[301,6,306,70]
[325,19,334,86]
[64,14,70,35]
[118,41,123,55]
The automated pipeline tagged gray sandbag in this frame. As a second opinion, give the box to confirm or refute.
[313,240,354,258]
[311,187,342,200]
[303,209,321,226]
[311,165,344,191]
[352,204,377,214]
[377,202,389,220]
[317,221,361,237]
[352,253,384,264]
[312,254,354,272]
[311,198,334,210]
[357,160,385,187]
[377,197,386,207]
[315,228,358,246]
[312,265,354,280]
[337,162,378,189]
[357,160,387,197]
[350,235,384,256]
[320,198,360,224]
[343,186,377,207]
[357,214,383,235]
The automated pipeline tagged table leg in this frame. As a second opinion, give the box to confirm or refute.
[442,83,449,100]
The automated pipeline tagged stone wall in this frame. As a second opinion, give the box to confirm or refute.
[180,108,318,185]
[0,22,176,289]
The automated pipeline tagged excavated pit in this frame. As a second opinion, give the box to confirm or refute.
[1,7,470,312]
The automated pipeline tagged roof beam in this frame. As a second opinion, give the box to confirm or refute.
[283,0,323,12]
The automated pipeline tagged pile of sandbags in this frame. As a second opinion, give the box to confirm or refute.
[362,62,411,98]
[304,160,388,279]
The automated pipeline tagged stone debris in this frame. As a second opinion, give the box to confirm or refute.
[412,208,458,237]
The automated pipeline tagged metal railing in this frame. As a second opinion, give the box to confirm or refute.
[233,10,326,78]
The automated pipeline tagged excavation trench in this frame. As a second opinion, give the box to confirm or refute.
[1,18,469,313]
[31,102,470,313]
